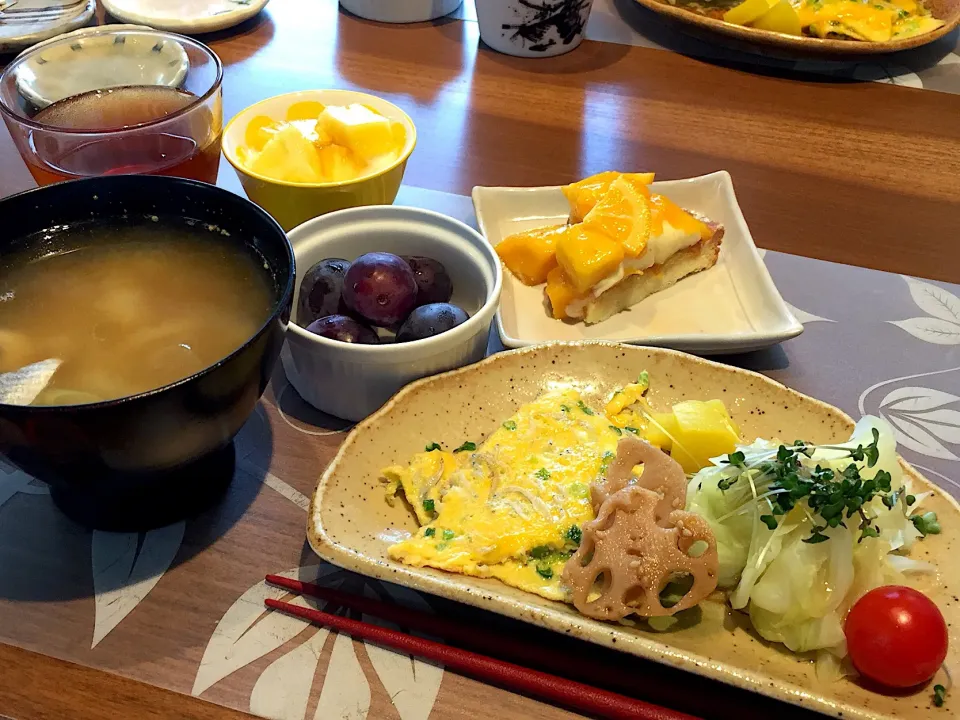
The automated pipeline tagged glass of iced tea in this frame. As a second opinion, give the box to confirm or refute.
[0,29,223,186]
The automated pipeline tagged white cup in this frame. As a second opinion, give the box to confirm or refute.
[474,0,595,57]
[339,0,463,23]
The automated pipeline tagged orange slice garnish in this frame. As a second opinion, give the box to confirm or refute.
[562,171,655,223]
[581,176,652,258]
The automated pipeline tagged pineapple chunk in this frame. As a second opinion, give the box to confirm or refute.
[555,225,624,295]
[249,124,325,183]
[496,224,565,286]
[318,144,363,183]
[244,115,281,153]
[315,104,399,163]
[391,122,407,149]
[314,124,334,148]
[669,400,741,473]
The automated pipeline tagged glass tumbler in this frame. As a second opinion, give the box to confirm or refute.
[0,29,223,186]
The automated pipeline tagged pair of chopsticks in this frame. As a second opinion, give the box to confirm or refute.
[265,575,700,720]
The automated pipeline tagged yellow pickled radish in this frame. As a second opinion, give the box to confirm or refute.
[670,399,741,473]
[645,412,681,451]
[723,0,779,25]
[752,0,802,34]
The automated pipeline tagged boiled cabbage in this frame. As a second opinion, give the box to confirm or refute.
[686,416,938,669]
[686,439,777,588]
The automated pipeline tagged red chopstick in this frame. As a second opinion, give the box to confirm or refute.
[266,574,575,672]
[266,575,701,717]
[265,580,699,720]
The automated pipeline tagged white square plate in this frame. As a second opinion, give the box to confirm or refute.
[472,171,802,354]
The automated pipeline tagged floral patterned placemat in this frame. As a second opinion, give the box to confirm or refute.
[0,185,957,720]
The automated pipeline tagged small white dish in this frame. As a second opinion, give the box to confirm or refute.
[282,205,502,422]
[339,0,463,23]
[0,0,96,54]
[14,25,189,109]
[472,171,802,355]
[474,0,594,57]
[100,0,269,34]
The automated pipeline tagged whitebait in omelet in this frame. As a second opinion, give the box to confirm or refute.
[384,387,620,602]
[382,381,727,619]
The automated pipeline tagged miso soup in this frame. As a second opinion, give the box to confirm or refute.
[0,220,274,405]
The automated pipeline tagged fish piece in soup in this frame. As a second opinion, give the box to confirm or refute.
[0,220,274,405]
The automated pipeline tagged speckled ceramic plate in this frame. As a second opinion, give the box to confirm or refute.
[308,342,960,719]
[630,0,960,56]
[100,0,269,34]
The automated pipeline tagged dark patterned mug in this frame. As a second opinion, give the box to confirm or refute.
[475,0,595,57]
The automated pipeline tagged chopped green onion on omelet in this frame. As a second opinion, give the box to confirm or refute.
[382,379,742,604]
[384,387,621,601]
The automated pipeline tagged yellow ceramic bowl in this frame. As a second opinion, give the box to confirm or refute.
[222,89,417,231]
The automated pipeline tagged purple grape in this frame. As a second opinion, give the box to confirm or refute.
[402,256,453,306]
[342,252,418,327]
[297,258,350,325]
[305,315,380,344]
[396,303,469,342]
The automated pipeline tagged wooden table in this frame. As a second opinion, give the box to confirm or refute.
[2,3,960,720]
[4,2,960,283]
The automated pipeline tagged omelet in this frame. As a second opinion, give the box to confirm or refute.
[382,379,742,604]
[719,0,944,41]
[385,387,620,601]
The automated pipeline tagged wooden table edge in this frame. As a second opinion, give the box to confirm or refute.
[0,643,258,720]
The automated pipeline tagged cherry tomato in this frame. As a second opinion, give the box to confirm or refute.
[845,585,948,688]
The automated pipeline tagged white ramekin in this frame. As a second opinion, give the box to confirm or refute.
[339,0,463,23]
[282,205,502,422]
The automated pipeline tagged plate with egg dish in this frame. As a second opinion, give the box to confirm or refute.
[473,171,802,355]
[629,0,958,54]
[309,341,960,719]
